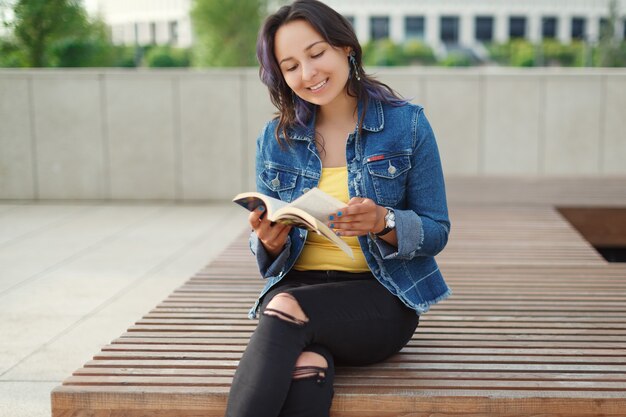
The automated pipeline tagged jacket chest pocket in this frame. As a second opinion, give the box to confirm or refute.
[365,154,411,206]
[260,167,299,202]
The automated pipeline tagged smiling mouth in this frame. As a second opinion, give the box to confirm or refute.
[308,78,328,92]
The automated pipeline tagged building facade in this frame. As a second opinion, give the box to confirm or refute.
[91,0,193,47]
[91,0,625,50]
[328,0,625,52]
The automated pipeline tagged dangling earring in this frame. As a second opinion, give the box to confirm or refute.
[349,51,361,81]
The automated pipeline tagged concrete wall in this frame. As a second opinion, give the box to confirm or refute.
[1,68,625,201]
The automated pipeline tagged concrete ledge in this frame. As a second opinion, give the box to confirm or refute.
[1,68,626,200]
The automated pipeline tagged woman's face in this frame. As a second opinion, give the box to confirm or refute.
[274,19,351,108]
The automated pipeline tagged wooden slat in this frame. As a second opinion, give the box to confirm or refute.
[52,189,626,416]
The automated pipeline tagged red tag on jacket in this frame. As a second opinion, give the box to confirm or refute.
[366,154,385,162]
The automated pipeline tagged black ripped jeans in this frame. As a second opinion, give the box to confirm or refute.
[224,270,420,417]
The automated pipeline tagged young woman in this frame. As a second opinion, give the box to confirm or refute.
[225,1,450,416]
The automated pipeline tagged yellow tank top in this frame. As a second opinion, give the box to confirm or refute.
[293,166,370,272]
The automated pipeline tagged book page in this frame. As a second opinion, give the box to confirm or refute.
[287,188,345,221]
[233,192,288,218]
[233,190,354,260]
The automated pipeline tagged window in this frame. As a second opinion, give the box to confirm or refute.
[169,21,178,45]
[475,16,494,42]
[599,17,610,38]
[600,17,617,39]
[405,16,425,40]
[343,15,355,27]
[542,17,557,39]
[134,22,139,44]
[370,16,390,40]
[440,16,459,44]
[509,16,526,39]
[571,17,586,40]
[150,22,157,44]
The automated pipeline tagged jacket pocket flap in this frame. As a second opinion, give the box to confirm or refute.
[366,154,411,179]
[260,168,298,192]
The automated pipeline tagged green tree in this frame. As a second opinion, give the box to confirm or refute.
[2,0,117,67]
[11,0,88,66]
[51,19,118,67]
[191,0,266,67]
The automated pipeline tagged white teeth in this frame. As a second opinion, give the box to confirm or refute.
[310,79,327,91]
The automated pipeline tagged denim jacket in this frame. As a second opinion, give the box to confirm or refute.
[248,98,451,319]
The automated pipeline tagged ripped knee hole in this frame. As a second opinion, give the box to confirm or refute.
[263,293,309,326]
[293,366,327,383]
[263,307,308,326]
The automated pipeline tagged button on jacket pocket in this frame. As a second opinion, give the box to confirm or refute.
[260,166,299,202]
[366,154,411,206]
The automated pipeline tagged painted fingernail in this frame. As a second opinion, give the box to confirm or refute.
[258,206,265,212]
[330,223,335,228]
[335,231,341,236]
[329,215,334,220]
[337,211,342,217]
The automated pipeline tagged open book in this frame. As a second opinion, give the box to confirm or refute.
[233,188,354,259]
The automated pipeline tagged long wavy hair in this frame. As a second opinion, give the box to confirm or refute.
[257,0,406,146]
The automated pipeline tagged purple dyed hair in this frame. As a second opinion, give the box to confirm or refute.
[257,0,406,146]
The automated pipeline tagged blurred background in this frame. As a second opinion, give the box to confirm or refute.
[2,0,626,69]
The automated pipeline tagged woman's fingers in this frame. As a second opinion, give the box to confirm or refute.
[248,206,266,229]
[249,206,292,255]
[328,198,383,235]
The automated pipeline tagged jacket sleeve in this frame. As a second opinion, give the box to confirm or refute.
[250,123,294,278]
[373,107,450,260]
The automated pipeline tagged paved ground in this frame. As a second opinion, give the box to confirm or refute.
[0,202,248,417]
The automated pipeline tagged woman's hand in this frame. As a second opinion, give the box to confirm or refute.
[249,206,292,259]
[327,197,387,237]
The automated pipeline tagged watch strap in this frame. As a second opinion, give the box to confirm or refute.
[374,207,395,237]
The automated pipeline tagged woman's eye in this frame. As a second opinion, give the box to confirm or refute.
[286,65,298,72]
[312,51,325,58]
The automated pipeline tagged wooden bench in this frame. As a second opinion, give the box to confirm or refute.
[51,177,626,416]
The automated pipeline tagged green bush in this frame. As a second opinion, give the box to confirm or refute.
[363,39,407,66]
[540,39,579,67]
[145,45,191,67]
[488,39,535,67]
[0,38,26,67]
[402,40,436,65]
[51,36,117,67]
[440,52,472,67]
[595,40,626,67]
[509,39,535,67]
[110,45,139,67]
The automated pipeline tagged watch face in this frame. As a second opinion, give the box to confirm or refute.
[385,209,395,228]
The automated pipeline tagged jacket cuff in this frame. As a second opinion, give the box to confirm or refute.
[249,232,291,278]
[372,209,423,260]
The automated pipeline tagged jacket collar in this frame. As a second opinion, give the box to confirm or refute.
[289,97,384,141]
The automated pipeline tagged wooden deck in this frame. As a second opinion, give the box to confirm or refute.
[51,180,626,416]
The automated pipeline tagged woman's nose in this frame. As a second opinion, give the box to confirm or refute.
[301,62,318,81]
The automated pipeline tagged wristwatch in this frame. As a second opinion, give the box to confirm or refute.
[374,207,396,237]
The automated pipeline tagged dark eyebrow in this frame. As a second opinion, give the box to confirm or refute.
[278,40,326,65]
